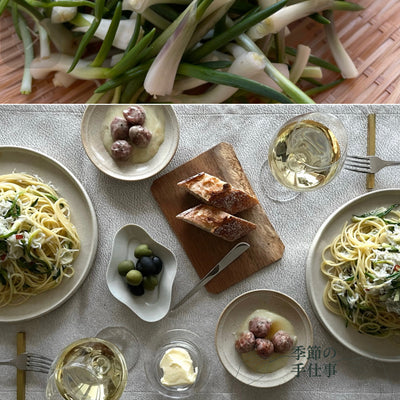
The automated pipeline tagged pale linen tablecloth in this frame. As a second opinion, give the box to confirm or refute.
[0,104,399,400]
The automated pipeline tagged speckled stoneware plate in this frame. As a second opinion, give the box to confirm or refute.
[0,146,98,322]
[107,224,177,322]
[215,289,313,388]
[306,189,400,362]
[81,105,179,181]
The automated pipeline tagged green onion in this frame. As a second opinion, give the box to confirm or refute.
[186,0,288,63]
[144,0,201,96]
[95,59,153,93]
[304,78,344,96]
[123,0,190,14]
[140,0,213,61]
[106,27,156,78]
[51,0,78,23]
[17,13,34,94]
[0,0,10,16]
[25,0,94,8]
[354,204,400,220]
[323,9,358,78]
[31,54,109,80]
[286,46,341,73]
[124,13,142,53]
[91,1,122,67]
[142,8,170,29]
[0,230,18,240]
[175,61,293,103]
[236,32,315,103]
[289,44,311,84]
[68,0,105,72]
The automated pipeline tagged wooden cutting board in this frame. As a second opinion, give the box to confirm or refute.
[151,142,284,294]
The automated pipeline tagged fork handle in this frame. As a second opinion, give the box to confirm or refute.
[0,359,14,365]
[384,160,400,167]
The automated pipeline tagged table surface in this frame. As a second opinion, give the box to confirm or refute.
[0,104,400,400]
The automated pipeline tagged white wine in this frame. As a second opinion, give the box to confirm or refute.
[268,119,341,191]
[46,338,128,400]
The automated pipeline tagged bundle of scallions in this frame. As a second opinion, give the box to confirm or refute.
[0,0,363,103]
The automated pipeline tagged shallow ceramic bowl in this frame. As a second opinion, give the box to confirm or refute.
[143,329,210,398]
[215,289,313,388]
[81,105,179,181]
[107,224,177,322]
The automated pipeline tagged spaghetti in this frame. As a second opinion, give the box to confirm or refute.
[0,173,80,307]
[321,204,400,337]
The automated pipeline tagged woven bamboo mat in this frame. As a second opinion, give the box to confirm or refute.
[0,0,399,104]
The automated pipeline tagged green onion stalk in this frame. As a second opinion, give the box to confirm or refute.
[156,51,273,103]
[144,1,204,96]
[122,0,191,14]
[323,9,358,78]
[18,13,34,94]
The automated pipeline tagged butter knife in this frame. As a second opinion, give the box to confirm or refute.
[171,242,250,311]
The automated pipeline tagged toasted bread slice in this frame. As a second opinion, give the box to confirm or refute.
[177,172,258,214]
[176,204,256,241]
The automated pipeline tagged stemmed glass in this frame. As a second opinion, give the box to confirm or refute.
[45,326,139,400]
[259,112,348,202]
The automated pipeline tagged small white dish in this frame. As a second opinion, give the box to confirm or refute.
[215,289,313,388]
[143,329,210,398]
[107,224,177,322]
[81,105,179,181]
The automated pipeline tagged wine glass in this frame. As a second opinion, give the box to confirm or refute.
[45,326,139,400]
[259,112,348,202]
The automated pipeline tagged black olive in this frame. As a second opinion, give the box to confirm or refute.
[128,282,145,296]
[136,256,157,276]
[152,256,163,274]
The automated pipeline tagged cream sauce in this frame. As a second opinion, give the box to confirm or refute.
[237,309,296,374]
[103,105,165,163]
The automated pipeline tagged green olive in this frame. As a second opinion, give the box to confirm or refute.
[117,260,135,276]
[126,270,143,286]
[134,244,153,258]
[143,275,158,291]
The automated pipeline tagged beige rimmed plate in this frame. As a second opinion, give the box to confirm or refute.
[0,146,98,322]
[81,105,179,181]
[215,290,313,388]
[306,189,400,362]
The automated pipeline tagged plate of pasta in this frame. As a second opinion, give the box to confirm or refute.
[0,146,97,322]
[307,189,400,362]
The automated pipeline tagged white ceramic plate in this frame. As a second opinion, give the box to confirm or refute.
[81,105,179,181]
[215,290,313,388]
[0,146,98,322]
[107,224,177,322]
[306,189,400,362]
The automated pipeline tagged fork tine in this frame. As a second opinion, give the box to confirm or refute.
[346,155,370,161]
[25,364,51,373]
[344,167,368,173]
[26,358,53,367]
[343,163,372,173]
[344,165,372,173]
[25,353,53,373]
[26,353,53,364]
[345,156,370,165]
[344,154,372,173]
